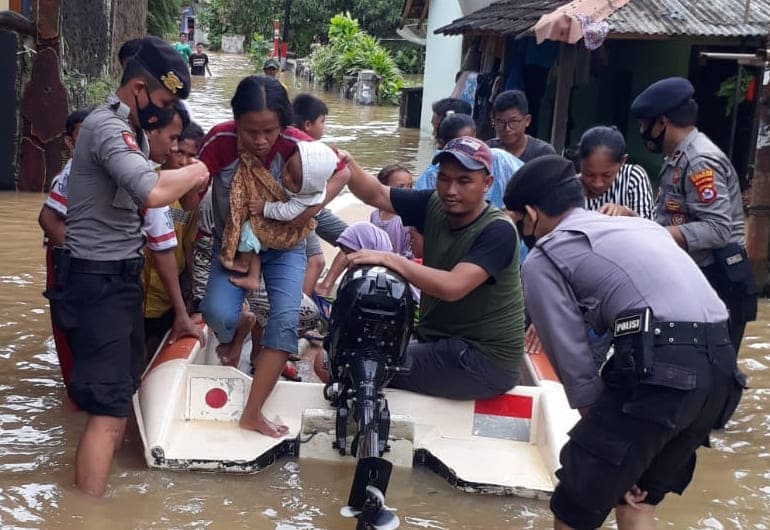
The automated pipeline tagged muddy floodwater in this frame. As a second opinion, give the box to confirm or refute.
[1,53,769,529]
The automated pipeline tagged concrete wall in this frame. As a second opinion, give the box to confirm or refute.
[221,34,245,54]
[61,0,147,80]
[0,1,9,11]
[419,0,463,137]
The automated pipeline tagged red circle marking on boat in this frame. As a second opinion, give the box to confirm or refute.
[205,388,228,409]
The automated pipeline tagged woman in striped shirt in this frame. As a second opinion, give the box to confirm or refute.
[579,126,654,219]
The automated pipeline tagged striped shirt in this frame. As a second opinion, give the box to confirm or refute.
[584,163,654,219]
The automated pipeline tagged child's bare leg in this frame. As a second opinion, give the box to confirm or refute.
[219,252,251,272]
[222,252,250,273]
[219,253,236,271]
[230,252,262,291]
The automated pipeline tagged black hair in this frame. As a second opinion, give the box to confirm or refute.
[118,38,142,65]
[503,155,584,215]
[437,113,476,145]
[376,164,411,185]
[230,75,293,126]
[174,101,190,130]
[492,90,529,115]
[179,121,205,145]
[431,98,472,120]
[154,101,190,131]
[196,42,205,47]
[537,179,585,216]
[578,126,626,163]
[65,107,92,137]
[665,99,698,127]
[292,93,329,127]
[120,57,158,88]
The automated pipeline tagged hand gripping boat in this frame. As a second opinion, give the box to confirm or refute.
[132,266,579,522]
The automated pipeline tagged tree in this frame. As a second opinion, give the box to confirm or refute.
[290,0,402,56]
[199,0,282,51]
[310,13,404,105]
[199,0,403,56]
[147,0,184,38]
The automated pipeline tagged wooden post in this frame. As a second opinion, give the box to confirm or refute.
[746,30,770,289]
[550,43,576,155]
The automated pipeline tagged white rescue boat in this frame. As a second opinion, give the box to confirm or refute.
[132,327,579,499]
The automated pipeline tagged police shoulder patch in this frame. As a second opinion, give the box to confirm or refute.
[122,131,139,151]
[689,168,717,204]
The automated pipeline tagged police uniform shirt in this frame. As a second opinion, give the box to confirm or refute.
[655,128,744,267]
[522,208,728,409]
[65,94,159,261]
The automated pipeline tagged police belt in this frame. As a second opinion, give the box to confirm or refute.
[70,256,144,276]
[651,320,730,347]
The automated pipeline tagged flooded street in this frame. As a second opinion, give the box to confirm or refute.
[0,53,769,529]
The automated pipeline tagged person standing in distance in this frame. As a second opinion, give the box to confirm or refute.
[631,77,757,352]
[174,32,192,64]
[504,155,744,530]
[46,37,209,497]
[189,42,212,77]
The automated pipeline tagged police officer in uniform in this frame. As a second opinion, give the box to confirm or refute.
[631,77,757,352]
[503,156,744,530]
[46,36,209,497]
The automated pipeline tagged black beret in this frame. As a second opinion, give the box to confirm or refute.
[503,155,578,212]
[133,36,191,99]
[630,77,694,120]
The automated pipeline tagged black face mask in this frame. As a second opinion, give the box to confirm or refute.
[640,122,666,154]
[136,86,174,131]
[516,218,538,250]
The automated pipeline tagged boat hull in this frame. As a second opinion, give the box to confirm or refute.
[132,326,579,497]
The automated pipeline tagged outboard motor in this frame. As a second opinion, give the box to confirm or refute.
[324,265,415,530]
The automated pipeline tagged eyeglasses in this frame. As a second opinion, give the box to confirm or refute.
[492,117,526,130]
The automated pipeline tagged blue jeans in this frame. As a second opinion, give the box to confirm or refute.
[201,243,306,354]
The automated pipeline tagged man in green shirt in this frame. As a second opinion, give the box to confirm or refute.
[173,33,192,65]
[343,137,525,399]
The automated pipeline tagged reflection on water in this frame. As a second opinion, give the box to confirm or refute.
[0,52,768,528]
[188,53,432,174]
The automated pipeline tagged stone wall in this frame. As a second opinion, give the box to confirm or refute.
[109,0,147,77]
[61,0,112,79]
[61,0,147,90]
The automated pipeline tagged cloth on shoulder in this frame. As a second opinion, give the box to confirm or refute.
[336,222,393,252]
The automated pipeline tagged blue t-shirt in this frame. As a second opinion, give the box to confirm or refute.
[414,147,523,209]
[415,147,527,261]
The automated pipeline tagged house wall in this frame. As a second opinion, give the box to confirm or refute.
[569,39,695,178]
[565,38,758,183]
[419,0,463,137]
[518,37,754,184]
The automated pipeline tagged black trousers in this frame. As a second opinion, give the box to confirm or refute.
[550,342,743,529]
[701,263,758,352]
[49,267,145,417]
[388,337,519,400]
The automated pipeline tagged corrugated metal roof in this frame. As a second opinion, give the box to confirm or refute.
[607,0,770,37]
[436,0,570,37]
[436,0,770,38]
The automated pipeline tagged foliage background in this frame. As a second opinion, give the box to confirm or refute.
[310,14,404,105]
[147,0,184,39]
[198,0,411,58]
